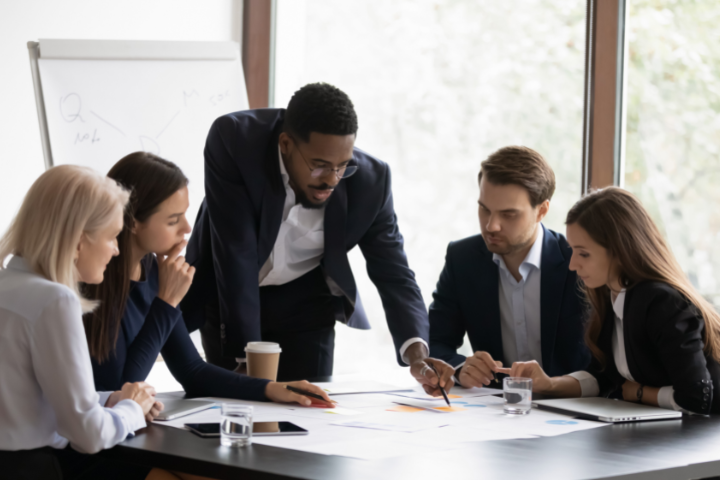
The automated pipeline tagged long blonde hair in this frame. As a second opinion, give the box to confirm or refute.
[566,187,720,366]
[0,165,130,312]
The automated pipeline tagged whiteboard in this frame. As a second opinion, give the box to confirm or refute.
[31,39,248,228]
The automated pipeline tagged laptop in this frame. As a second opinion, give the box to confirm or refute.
[532,397,682,423]
[153,399,216,421]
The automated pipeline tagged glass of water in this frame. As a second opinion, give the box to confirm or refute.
[503,377,532,415]
[221,403,253,447]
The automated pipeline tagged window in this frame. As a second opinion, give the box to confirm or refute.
[274,0,587,373]
[624,0,720,307]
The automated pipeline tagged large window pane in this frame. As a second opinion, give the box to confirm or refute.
[274,0,587,374]
[625,0,720,307]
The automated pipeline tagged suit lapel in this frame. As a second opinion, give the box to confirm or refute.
[540,226,568,370]
[322,181,356,309]
[257,126,286,266]
[474,240,504,362]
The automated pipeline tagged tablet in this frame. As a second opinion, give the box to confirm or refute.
[185,422,309,437]
[153,399,216,421]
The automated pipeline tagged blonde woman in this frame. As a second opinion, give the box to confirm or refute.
[499,187,720,414]
[0,165,163,479]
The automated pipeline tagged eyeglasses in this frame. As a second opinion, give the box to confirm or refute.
[290,138,358,180]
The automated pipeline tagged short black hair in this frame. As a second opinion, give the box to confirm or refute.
[284,83,358,142]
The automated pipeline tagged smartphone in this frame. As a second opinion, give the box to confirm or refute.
[185,422,309,438]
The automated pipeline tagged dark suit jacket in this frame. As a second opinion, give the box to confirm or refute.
[429,226,590,377]
[588,281,720,414]
[181,108,428,363]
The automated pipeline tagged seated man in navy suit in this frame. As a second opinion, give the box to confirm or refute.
[429,146,590,388]
[182,82,454,392]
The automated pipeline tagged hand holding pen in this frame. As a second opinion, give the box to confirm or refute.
[265,381,336,407]
[283,384,338,407]
[414,358,455,398]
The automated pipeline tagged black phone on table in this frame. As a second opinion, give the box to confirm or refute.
[185,422,308,437]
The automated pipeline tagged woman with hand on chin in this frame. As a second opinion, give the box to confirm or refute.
[0,165,160,479]
[83,152,333,419]
[498,187,720,415]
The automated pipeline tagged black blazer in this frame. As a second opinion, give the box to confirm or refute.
[588,281,720,414]
[181,109,428,362]
[429,226,590,377]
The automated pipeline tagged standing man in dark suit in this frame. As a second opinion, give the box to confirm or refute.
[182,83,454,391]
[429,146,590,388]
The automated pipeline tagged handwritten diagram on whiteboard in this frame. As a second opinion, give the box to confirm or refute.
[38,58,247,227]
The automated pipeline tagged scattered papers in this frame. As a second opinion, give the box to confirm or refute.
[387,385,502,403]
[386,405,424,413]
[434,406,468,413]
[322,407,364,416]
[313,381,412,395]
[388,391,462,401]
[291,436,457,460]
[391,401,448,413]
[448,385,504,398]
[150,378,610,462]
[331,416,449,433]
[400,425,538,446]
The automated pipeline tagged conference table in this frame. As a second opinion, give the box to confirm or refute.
[102,378,720,480]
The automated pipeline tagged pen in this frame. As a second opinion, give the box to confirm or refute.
[429,364,451,407]
[493,371,499,384]
[284,385,337,405]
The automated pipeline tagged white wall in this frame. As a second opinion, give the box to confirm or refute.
[0,0,242,234]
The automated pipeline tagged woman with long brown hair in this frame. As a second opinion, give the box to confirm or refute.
[498,187,720,414]
[82,152,333,417]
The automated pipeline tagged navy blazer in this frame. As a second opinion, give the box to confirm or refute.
[182,109,428,363]
[429,226,590,377]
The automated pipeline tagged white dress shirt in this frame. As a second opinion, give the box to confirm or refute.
[0,256,146,453]
[241,147,426,363]
[494,225,544,367]
[258,146,326,286]
[568,289,683,411]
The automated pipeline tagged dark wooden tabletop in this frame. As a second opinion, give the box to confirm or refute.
[101,382,720,480]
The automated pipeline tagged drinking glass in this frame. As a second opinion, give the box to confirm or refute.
[503,377,532,415]
[220,403,253,447]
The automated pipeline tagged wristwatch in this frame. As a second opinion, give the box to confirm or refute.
[636,384,644,402]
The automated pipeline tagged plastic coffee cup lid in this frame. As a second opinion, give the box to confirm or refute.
[244,342,282,354]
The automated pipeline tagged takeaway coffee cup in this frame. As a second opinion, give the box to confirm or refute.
[245,342,282,381]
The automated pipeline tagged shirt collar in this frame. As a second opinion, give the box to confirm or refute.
[6,255,33,273]
[492,224,544,279]
[612,289,627,320]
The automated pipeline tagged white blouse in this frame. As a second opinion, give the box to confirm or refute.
[0,256,146,453]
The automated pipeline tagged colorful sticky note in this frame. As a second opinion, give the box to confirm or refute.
[386,405,424,413]
[433,406,469,413]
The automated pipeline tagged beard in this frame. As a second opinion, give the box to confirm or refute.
[484,229,536,256]
[296,183,333,209]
